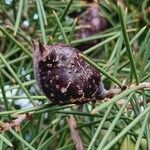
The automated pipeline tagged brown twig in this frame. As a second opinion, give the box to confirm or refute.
[0,114,27,132]
[103,82,150,99]
[66,116,84,150]
[104,88,122,98]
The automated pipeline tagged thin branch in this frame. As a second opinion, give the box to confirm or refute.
[66,116,84,150]
[92,82,150,113]
[104,82,150,99]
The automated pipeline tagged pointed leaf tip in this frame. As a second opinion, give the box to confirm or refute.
[38,40,46,54]
[31,39,39,50]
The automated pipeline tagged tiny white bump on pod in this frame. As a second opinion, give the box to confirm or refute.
[55,75,59,80]
[92,88,98,97]
[44,84,48,88]
[78,89,83,94]
[68,64,72,69]
[50,80,53,83]
[89,71,93,76]
[93,79,95,83]
[59,101,64,104]
[48,71,51,75]
[87,63,90,67]
[60,87,67,93]
[79,58,83,62]
[57,64,61,67]
[47,64,53,68]
[76,85,81,90]
[79,92,85,99]
[70,59,74,64]
[50,93,54,97]
[42,76,46,80]
[75,55,78,59]
[59,54,63,59]
[56,84,59,89]
[70,98,77,103]
[53,56,59,62]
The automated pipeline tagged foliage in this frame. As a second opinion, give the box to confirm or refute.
[0,0,150,149]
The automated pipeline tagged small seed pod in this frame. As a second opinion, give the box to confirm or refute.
[33,41,105,105]
[75,5,107,38]
[74,4,107,51]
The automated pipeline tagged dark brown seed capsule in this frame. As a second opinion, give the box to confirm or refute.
[74,4,107,51]
[33,41,105,105]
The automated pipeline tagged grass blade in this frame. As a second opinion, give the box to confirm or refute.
[87,105,113,150]
[36,0,46,44]
[106,26,147,69]
[0,134,13,147]
[0,70,11,119]
[84,33,120,54]
[14,0,24,36]
[103,105,150,150]
[108,35,123,63]
[69,18,77,44]
[71,31,118,45]
[0,26,32,57]
[0,53,35,106]
[118,2,139,84]
[97,93,133,149]
[10,129,35,150]
[53,10,69,44]
[38,0,47,25]
[139,38,150,78]
[52,0,73,37]
[135,113,149,150]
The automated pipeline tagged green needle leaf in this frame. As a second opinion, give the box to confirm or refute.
[118,2,139,84]
[0,134,13,147]
[53,10,69,44]
[14,0,24,36]
[0,26,32,58]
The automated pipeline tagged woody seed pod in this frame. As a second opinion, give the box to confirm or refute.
[33,41,105,105]
[74,4,107,51]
